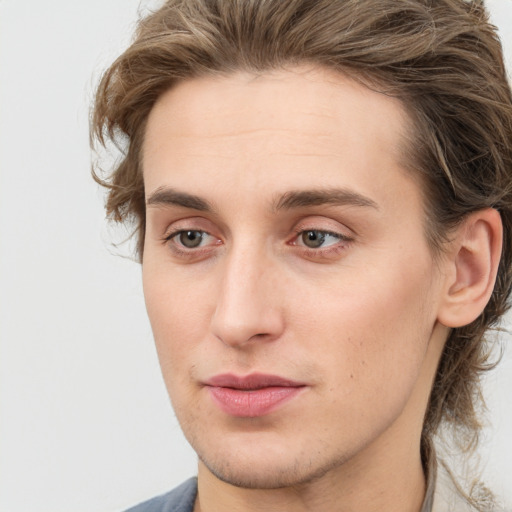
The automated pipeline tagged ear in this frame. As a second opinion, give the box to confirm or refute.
[437,208,503,328]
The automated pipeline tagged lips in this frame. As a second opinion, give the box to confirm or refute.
[204,373,306,417]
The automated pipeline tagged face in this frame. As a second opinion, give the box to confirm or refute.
[142,66,448,489]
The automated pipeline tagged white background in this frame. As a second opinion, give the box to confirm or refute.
[1,1,511,511]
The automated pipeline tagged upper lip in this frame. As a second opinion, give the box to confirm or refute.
[204,373,306,390]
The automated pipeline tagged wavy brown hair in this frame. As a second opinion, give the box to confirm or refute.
[91,0,512,503]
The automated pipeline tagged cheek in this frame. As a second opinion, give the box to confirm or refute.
[295,257,438,395]
[142,261,212,379]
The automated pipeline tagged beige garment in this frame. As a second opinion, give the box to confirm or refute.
[422,459,506,512]
[427,462,475,512]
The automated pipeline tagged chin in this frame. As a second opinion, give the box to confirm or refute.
[201,458,321,489]
[196,439,351,490]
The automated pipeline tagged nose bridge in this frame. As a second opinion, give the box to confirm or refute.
[211,239,283,347]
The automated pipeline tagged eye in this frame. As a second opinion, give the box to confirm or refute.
[176,230,208,248]
[297,230,344,249]
[166,229,219,250]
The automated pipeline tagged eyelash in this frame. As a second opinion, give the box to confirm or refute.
[162,227,353,261]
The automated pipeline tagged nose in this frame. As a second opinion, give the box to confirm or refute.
[210,244,285,348]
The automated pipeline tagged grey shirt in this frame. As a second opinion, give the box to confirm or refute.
[124,478,197,512]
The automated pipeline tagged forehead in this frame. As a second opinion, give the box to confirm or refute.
[144,66,409,154]
[142,65,419,213]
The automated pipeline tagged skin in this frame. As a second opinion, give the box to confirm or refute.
[141,66,464,512]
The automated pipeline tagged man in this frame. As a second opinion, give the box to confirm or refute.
[91,1,512,510]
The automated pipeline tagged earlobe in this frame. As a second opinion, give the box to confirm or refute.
[437,208,503,328]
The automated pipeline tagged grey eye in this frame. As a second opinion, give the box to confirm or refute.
[301,230,327,248]
[179,230,204,248]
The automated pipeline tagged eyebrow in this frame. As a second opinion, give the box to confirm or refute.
[146,187,214,212]
[274,188,379,211]
[145,186,379,213]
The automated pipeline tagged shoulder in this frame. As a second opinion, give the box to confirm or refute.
[124,478,198,512]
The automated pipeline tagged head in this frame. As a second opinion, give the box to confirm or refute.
[91,0,512,490]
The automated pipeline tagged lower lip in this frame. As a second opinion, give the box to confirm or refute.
[207,386,304,417]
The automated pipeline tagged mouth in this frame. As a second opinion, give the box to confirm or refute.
[203,373,307,418]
